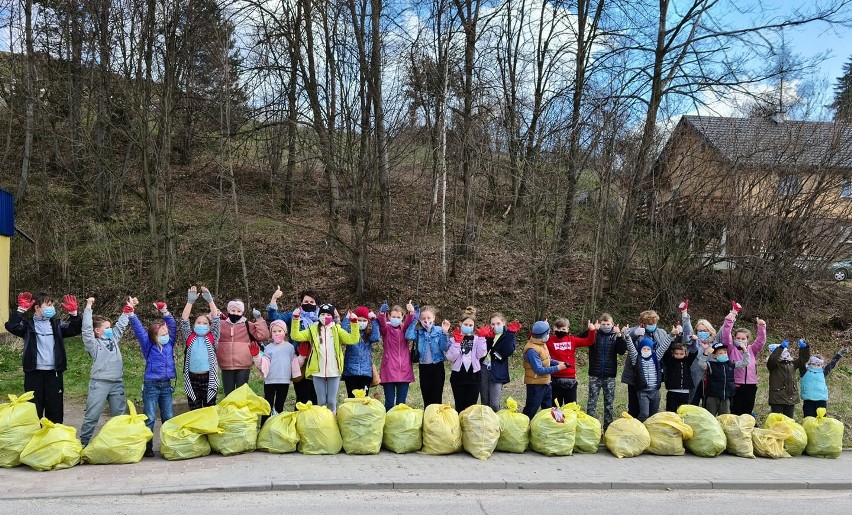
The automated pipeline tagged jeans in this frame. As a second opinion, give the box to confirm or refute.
[587,376,616,429]
[143,380,174,442]
[80,379,126,445]
[382,382,410,411]
[523,384,552,419]
[637,389,660,422]
[313,376,342,412]
[221,369,251,395]
[478,364,503,412]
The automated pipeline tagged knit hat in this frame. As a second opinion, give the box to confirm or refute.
[808,356,824,367]
[639,337,654,350]
[531,321,550,338]
[318,303,335,316]
[227,300,245,313]
[354,306,370,319]
[269,319,288,333]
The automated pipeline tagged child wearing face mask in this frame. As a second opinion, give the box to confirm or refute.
[622,310,672,418]
[477,313,520,412]
[523,321,568,418]
[624,331,672,422]
[377,301,416,410]
[445,307,488,412]
[586,313,626,431]
[342,306,382,397]
[217,298,270,395]
[718,301,766,416]
[666,301,701,413]
[698,341,750,416]
[262,320,296,422]
[129,296,178,457]
[268,288,322,405]
[290,303,360,413]
[801,348,848,418]
[80,296,131,447]
[546,318,596,408]
[180,286,221,416]
[405,305,452,407]
[767,339,810,418]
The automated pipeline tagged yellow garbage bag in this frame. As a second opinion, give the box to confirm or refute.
[338,390,385,455]
[0,391,41,467]
[295,402,342,455]
[605,412,650,458]
[219,384,271,416]
[752,426,791,459]
[459,405,500,460]
[716,414,755,459]
[677,405,726,457]
[159,406,222,461]
[644,412,693,456]
[82,401,154,464]
[566,402,602,454]
[383,404,423,454]
[422,404,462,455]
[209,404,258,456]
[764,414,807,457]
[257,412,300,453]
[495,397,529,453]
[803,408,844,458]
[530,404,578,456]
[19,418,82,471]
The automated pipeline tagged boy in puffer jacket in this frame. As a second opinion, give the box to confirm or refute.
[800,347,847,418]
[342,306,382,397]
[586,313,626,431]
[699,341,750,416]
[767,339,809,418]
[79,297,130,446]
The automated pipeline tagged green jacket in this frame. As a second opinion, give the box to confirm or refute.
[290,319,359,379]
[767,344,809,406]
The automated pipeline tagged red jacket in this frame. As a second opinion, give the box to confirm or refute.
[546,331,596,379]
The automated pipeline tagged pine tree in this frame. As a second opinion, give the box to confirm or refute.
[831,57,852,122]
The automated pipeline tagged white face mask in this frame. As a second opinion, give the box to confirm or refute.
[641,349,652,359]
[358,321,368,330]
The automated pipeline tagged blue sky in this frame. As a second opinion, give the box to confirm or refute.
[786,20,849,85]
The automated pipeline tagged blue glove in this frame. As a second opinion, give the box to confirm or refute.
[379,300,389,314]
[187,289,198,304]
[202,290,213,303]
[780,339,789,349]
[798,338,807,348]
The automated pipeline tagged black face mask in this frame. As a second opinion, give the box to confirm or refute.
[554,330,569,338]
[228,314,242,324]
[301,303,316,313]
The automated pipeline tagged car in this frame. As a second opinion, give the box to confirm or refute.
[832,260,852,281]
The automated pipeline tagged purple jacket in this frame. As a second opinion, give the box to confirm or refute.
[445,335,487,373]
[130,313,177,381]
[377,313,415,383]
[721,317,766,385]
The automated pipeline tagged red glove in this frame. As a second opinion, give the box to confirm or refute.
[678,300,689,312]
[249,342,260,357]
[476,325,494,338]
[17,292,34,311]
[348,311,358,323]
[61,294,78,313]
[452,328,464,343]
[153,301,168,313]
[293,307,301,319]
[122,304,134,314]
[368,311,377,320]
[507,320,521,332]
[731,301,742,313]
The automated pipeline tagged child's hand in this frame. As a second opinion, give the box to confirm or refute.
[61,294,78,313]
[731,301,743,313]
[379,300,389,314]
[348,311,358,323]
[16,292,34,311]
[452,328,464,343]
[129,297,139,307]
[725,311,737,321]
[839,347,849,357]
[755,317,766,326]
[249,342,260,357]
[293,307,301,319]
[271,285,283,302]
[678,300,689,313]
[441,320,451,333]
[86,297,95,308]
[671,324,682,336]
[634,326,645,337]
[587,320,596,331]
[406,300,414,314]
[153,301,168,314]
[252,308,262,319]
[368,310,377,320]
[557,362,567,371]
[200,286,213,303]
[187,286,198,304]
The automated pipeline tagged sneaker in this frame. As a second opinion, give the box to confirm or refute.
[144,448,155,458]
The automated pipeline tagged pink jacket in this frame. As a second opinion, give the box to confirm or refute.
[445,335,487,373]
[722,317,766,385]
[377,313,415,383]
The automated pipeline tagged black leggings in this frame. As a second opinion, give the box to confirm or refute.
[802,400,827,418]
[419,363,446,407]
[551,380,577,407]
[221,369,250,395]
[731,384,758,415]
[450,381,480,413]
[293,378,318,404]
[262,383,290,425]
[770,403,795,418]
[344,376,372,397]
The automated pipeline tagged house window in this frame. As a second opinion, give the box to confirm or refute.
[842,179,852,199]
[777,174,801,196]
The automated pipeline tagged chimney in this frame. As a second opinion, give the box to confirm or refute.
[770,111,786,124]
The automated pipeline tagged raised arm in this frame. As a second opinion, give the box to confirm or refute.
[81,300,97,357]
[751,319,767,355]
[824,349,847,377]
[182,286,198,321]
[338,313,361,345]
[721,312,735,351]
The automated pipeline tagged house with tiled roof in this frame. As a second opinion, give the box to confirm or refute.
[646,115,852,267]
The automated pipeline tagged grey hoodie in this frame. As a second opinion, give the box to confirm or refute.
[82,308,128,381]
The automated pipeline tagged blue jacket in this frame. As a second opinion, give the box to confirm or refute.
[405,320,449,364]
[800,352,843,401]
[343,319,381,377]
[482,330,517,384]
[5,310,82,373]
[130,314,177,381]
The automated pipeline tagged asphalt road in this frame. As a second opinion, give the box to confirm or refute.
[6,489,851,514]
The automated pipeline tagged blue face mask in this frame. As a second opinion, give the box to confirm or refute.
[716,355,729,363]
[493,325,504,334]
[461,325,474,335]
[157,335,170,346]
[102,327,114,340]
[697,331,710,341]
[194,324,210,336]
[645,324,657,332]
[388,317,402,328]
[42,306,56,318]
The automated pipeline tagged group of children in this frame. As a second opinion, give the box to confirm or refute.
[5,290,847,457]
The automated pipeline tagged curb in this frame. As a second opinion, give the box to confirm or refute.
[3,479,852,500]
